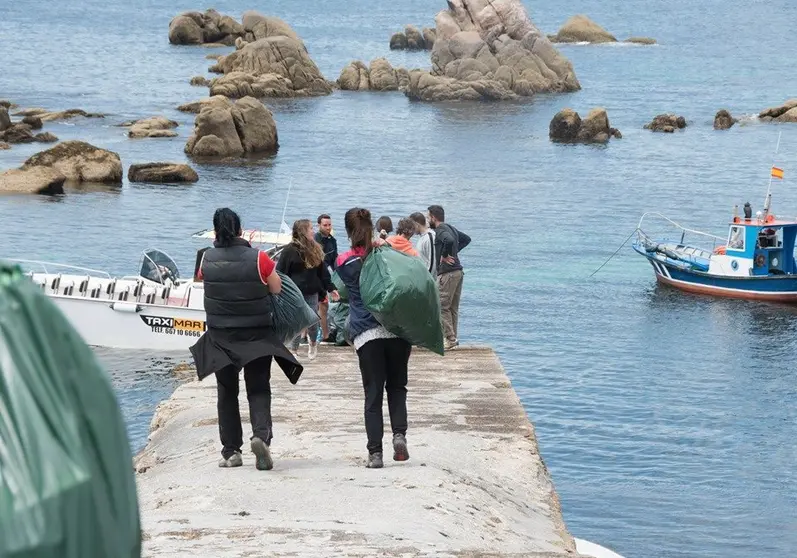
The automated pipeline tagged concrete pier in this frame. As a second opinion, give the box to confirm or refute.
[134,346,586,557]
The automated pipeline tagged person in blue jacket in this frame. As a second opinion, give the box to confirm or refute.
[335,207,411,469]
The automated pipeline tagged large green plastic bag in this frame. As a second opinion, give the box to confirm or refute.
[0,262,141,558]
[270,271,319,345]
[359,246,444,355]
[331,269,348,302]
[328,302,350,346]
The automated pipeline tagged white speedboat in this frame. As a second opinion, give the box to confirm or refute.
[8,250,207,352]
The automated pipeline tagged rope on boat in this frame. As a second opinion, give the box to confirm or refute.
[588,228,639,278]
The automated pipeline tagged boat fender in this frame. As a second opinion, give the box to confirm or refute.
[110,301,141,313]
[755,254,766,267]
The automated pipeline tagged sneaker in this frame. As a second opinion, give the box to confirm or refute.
[392,433,409,462]
[366,452,384,469]
[218,451,243,468]
[444,339,459,351]
[308,342,318,360]
[250,437,273,471]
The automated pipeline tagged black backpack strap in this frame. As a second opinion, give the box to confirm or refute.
[428,232,435,274]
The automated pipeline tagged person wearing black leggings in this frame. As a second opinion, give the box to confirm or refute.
[336,207,412,469]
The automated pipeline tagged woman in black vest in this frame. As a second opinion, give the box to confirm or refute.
[190,208,302,471]
[276,219,338,360]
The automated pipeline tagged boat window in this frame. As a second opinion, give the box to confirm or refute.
[728,225,745,250]
[757,227,781,248]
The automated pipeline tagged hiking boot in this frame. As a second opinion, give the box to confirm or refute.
[218,451,243,468]
[250,437,273,471]
[366,452,384,469]
[393,433,409,462]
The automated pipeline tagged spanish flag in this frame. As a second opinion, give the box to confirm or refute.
[771,166,784,179]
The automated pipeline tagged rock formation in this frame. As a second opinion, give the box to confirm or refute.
[128,163,199,183]
[190,76,211,86]
[122,117,179,138]
[168,9,246,46]
[11,108,104,121]
[21,141,123,183]
[338,59,411,92]
[714,109,737,130]
[390,25,436,50]
[549,108,621,143]
[644,114,687,133]
[0,100,17,109]
[404,0,579,102]
[0,167,66,195]
[177,97,228,113]
[626,37,656,45]
[0,108,60,144]
[0,142,10,150]
[184,96,278,158]
[550,15,616,43]
[209,15,332,98]
[759,100,797,123]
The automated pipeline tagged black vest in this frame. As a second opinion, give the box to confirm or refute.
[201,238,274,329]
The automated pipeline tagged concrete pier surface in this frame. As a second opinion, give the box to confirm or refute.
[134,346,588,557]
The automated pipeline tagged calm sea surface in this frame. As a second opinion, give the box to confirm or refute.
[2,1,796,556]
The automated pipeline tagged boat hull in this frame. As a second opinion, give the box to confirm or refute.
[51,295,206,351]
[644,256,797,302]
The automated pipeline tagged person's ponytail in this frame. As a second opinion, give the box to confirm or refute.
[345,207,375,257]
[212,207,242,248]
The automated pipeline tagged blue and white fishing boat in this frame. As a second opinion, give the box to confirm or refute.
[633,157,797,302]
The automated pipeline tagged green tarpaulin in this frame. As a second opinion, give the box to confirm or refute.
[0,261,141,558]
[359,246,444,355]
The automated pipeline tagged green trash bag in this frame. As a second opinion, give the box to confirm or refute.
[0,262,141,558]
[328,302,350,346]
[359,246,444,355]
[271,271,320,345]
[331,269,348,303]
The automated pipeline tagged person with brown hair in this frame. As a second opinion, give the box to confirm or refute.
[386,217,419,257]
[276,219,338,360]
[336,208,411,469]
[375,215,394,240]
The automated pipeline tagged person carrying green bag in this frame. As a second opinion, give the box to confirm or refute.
[335,208,412,469]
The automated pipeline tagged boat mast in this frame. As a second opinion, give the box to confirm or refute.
[763,131,782,218]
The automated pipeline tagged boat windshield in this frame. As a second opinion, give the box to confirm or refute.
[139,249,180,284]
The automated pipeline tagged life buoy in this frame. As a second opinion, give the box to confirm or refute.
[765,214,776,224]
[754,254,766,267]
[713,245,727,255]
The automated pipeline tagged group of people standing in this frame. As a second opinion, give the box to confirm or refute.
[190,204,470,471]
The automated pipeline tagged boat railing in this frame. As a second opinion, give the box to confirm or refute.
[636,212,726,248]
[4,258,112,278]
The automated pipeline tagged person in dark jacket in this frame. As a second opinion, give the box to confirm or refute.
[427,204,471,350]
[277,218,338,359]
[190,208,302,471]
[314,213,337,341]
[336,207,411,469]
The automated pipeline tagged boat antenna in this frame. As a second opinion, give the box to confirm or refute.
[764,131,782,218]
[279,178,293,237]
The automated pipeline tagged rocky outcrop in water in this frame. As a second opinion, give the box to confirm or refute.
[190,76,211,86]
[177,96,227,113]
[759,100,797,123]
[550,15,616,43]
[549,108,622,143]
[121,117,179,138]
[714,109,737,130]
[0,108,60,144]
[0,142,10,150]
[11,107,104,121]
[128,163,199,183]
[644,113,687,133]
[168,9,246,46]
[338,59,411,92]
[404,0,579,102]
[21,141,123,183]
[0,167,66,195]
[184,96,278,158]
[626,37,657,45]
[207,13,332,98]
[390,25,436,50]
[0,100,17,110]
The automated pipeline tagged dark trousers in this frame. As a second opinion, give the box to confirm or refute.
[356,338,412,454]
[216,356,273,459]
